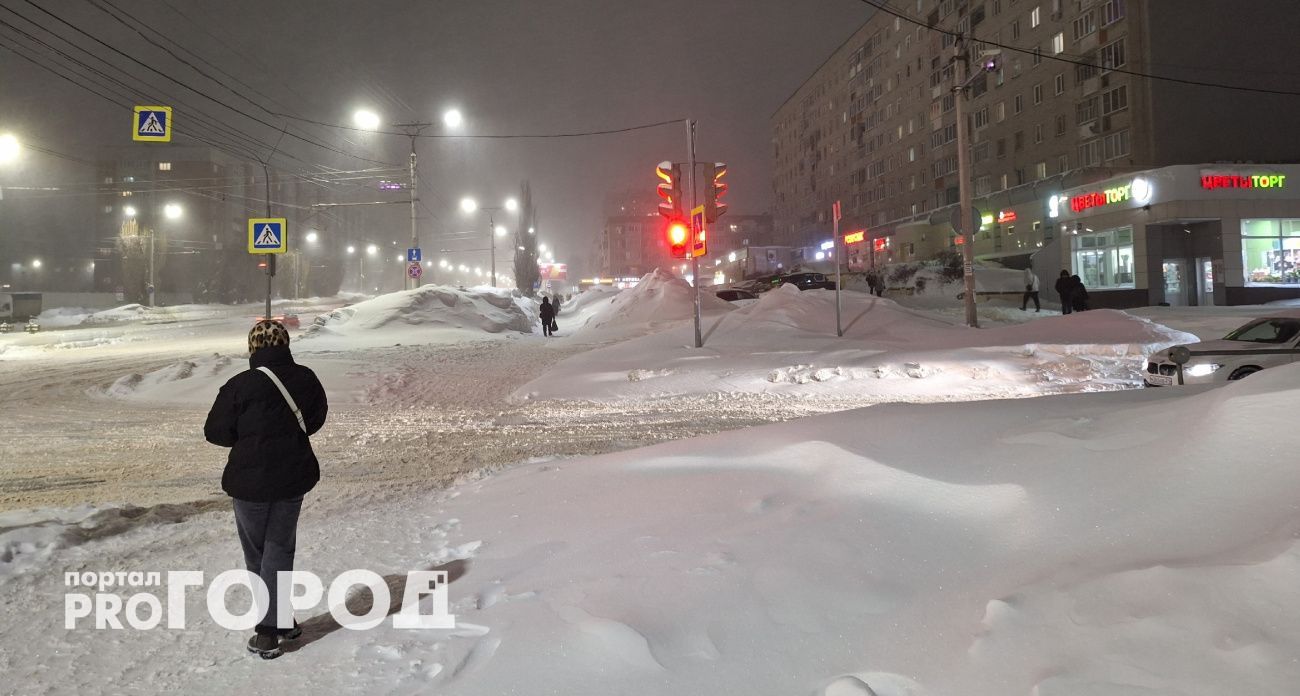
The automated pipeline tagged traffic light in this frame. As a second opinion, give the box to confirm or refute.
[667,219,689,258]
[703,162,728,223]
[656,161,682,218]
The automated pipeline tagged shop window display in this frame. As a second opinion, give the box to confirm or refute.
[1072,227,1134,289]
[1242,219,1300,285]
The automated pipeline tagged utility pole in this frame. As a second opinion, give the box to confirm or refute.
[833,200,843,337]
[953,35,988,329]
[262,163,274,321]
[687,119,702,349]
[488,210,498,288]
[147,231,155,307]
[394,122,432,289]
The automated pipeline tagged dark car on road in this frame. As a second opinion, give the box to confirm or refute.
[715,289,758,302]
[775,272,836,291]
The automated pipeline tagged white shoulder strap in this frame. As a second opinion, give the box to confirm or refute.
[256,366,307,433]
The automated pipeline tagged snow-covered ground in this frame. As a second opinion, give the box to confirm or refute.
[3,277,1299,695]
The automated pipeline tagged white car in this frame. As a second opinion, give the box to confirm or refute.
[1144,316,1300,386]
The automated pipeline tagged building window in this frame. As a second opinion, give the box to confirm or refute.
[1014,130,1024,151]
[1032,46,1042,66]
[1014,94,1024,113]
[1102,129,1130,161]
[1057,153,1068,172]
[1073,227,1135,289]
[1034,123,1043,143]
[1079,138,1103,167]
[158,162,172,171]
[1030,6,1041,27]
[1101,0,1125,26]
[1072,11,1097,40]
[1101,85,1128,114]
[1055,113,1067,136]
[1075,60,1099,84]
[976,175,992,195]
[1242,219,1300,285]
[997,138,1007,158]
[974,107,990,128]
[1000,173,1010,190]
[1077,96,1099,124]
[995,101,1007,122]
[1035,161,1047,179]
[1033,83,1043,104]
[1052,32,1065,54]
[1055,73,1065,94]
[1100,38,1126,71]
[1011,19,1021,39]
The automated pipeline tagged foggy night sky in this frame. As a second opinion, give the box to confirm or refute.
[1,0,873,276]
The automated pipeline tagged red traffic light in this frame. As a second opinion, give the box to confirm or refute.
[667,220,689,258]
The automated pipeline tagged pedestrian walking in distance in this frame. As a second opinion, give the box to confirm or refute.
[1070,274,1091,312]
[204,319,328,660]
[539,296,556,337]
[1021,267,1041,312]
[1054,270,1074,315]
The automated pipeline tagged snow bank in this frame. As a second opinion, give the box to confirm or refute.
[514,285,1196,401]
[561,269,733,340]
[303,286,535,347]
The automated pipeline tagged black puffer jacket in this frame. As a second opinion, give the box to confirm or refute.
[204,344,328,502]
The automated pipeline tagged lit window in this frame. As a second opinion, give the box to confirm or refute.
[158,162,172,171]
[1030,6,1041,27]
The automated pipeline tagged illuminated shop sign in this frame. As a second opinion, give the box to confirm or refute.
[997,209,1018,223]
[873,237,890,252]
[1200,173,1286,190]
[980,213,994,229]
[1065,177,1154,214]
[844,230,865,244]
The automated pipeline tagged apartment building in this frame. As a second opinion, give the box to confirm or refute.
[773,0,1300,307]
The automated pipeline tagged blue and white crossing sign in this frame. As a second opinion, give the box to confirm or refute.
[407,248,421,262]
[248,218,288,254]
[133,106,172,142]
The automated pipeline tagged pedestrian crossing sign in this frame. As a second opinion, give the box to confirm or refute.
[133,106,172,142]
[248,218,287,254]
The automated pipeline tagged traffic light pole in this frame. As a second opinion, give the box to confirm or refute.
[394,122,432,289]
[687,119,702,349]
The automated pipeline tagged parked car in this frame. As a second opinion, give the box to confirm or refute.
[1144,315,1300,386]
[257,313,300,329]
[714,289,758,302]
[775,272,836,291]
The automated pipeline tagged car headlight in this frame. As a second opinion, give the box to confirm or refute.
[1184,363,1224,377]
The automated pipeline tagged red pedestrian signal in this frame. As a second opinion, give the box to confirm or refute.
[667,220,689,258]
[703,162,728,223]
[656,161,683,218]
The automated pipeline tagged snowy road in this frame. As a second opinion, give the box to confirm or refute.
[0,333,882,512]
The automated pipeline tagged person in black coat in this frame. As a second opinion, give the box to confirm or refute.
[1054,270,1074,315]
[539,297,555,337]
[204,319,327,659]
[1070,274,1090,311]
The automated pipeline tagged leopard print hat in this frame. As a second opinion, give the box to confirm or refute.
[248,319,290,354]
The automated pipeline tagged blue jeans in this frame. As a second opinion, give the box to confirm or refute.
[232,496,304,635]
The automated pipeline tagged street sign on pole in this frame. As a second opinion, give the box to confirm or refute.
[248,218,288,254]
[407,248,421,262]
[133,106,172,142]
[407,262,423,279]
[690,205,707,258]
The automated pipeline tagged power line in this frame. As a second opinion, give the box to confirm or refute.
[277,114,688,139]
[16,0,399,165]
[856,0,1300,97]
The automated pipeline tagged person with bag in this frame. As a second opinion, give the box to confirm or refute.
[1054,270,1074,315]
[204,319,328,659]
[539,296,556,337]
[1021,267,1041,312]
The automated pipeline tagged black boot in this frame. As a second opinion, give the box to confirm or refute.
[278,620,302,641]
[247,633,282,659]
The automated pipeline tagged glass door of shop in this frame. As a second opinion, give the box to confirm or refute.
[1197,257,1215,306]
[1162,259,1189,306]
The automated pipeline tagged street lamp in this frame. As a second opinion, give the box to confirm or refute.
[353,110,381,131]
[305,231,319,243]
[461,196,520,287]
[443,109,464,129]
[0,133,18,164]
[31,258,42,269]
[123,205,137,218]
[164,203,183,220]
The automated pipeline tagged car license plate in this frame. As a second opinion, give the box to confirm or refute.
[1146,374,1174,386]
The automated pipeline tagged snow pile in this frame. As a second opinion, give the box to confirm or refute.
[562,286,623,316]
[304,286,535,346]
[564,269,733,339]
[9,367,1300,694]
[97,353,238,401]
[77,304,150,325]
[514,285,1196,401]
[33,307,97,328]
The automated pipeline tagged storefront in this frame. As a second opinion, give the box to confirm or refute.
[1041,164,1300,308]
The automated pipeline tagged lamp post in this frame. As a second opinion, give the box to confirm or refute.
[354,107,463,289]
[951,41,1001,328]
[460,196,518,288]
